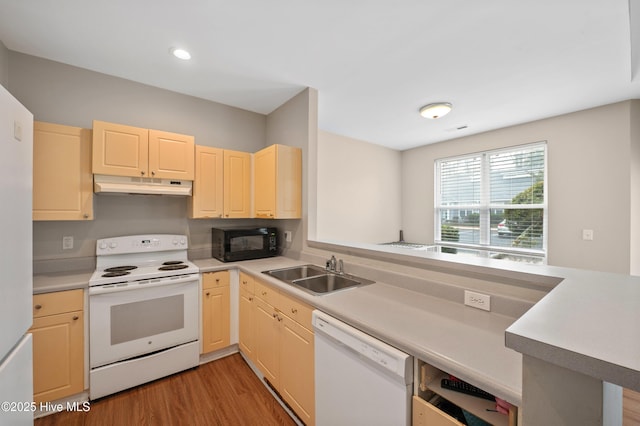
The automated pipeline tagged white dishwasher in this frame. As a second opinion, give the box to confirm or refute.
[312,310,413,426]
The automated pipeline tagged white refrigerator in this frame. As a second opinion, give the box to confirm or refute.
[0,83,34,425]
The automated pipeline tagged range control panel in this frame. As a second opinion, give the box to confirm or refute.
[96,234,188,255]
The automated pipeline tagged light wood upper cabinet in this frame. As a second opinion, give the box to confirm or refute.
[33,122,93,221]
[254,144,301,219]
[30,289,84,404]
[189,146,224,219]
[201,271,231,354]
[92,120,194,180]
[148,129,195,180]
[92,120,148,177]
[223,149,252,218]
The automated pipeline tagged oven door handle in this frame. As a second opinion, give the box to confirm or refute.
[89,275,197,295]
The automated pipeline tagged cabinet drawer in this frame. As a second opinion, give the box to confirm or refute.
[255,279,280,306]
[202,270,230,289]
[413,395,465,426]
[33,289,83,318]
[278,291,313,330]
[239,271,255,294]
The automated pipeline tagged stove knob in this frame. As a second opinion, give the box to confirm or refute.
[172,238,179,246]
[99,242,107,250]
[180,238,186,245]
[109,242,117,249]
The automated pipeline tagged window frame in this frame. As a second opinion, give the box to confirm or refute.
[434,142,548,259]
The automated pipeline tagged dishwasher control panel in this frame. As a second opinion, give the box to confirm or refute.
[312,310,412,382]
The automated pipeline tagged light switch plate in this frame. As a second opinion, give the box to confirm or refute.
[464,290,491,311]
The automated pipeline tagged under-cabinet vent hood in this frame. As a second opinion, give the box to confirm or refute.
[93,174,192,196]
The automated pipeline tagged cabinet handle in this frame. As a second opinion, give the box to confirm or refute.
[242,280,248,285]
[206,292,210,296]
[262,291,267,296]
[216,278,220,283]
[249,297,253,301]
[291,308,297,314]
[151,171,156,176]
[272,313,277,319]
[72,315,79,321]
[140,171,145,176]
[34,304,42,310]
[277,316,283,322]
[83,214,89,219]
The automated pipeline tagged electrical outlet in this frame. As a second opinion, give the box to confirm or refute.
[464,290,490,311]
[13,120,22,141]
[62,236,74,250]
[582,229,594,241]
[284,231,292,243]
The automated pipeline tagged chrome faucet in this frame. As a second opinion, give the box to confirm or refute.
[326,255,345,274]
[327,255,337,272]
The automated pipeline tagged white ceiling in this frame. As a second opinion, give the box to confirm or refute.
[1,0,639,150]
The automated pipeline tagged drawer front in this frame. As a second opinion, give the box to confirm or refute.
[202,270,230,289]
[254,279,280,306]
[33,289,83,318]
[239,271,255,294]
[278,291,313,330]
[413,396,466,426]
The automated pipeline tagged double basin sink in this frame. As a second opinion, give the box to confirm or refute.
[263,264,374,295]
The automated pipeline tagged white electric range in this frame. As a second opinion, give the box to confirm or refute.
[88,234,200,400]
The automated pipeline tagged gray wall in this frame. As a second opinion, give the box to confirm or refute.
[0,41,8,88]
[402,101,638,274]
[265,87,317,256]
[5,51,279,266]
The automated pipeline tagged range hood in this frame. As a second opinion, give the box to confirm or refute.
[93,174,192,196]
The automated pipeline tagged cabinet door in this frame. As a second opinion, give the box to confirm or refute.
[30,311,84,404]
[254,298,280,387]
[33,122,93,221]
[239,287,256,363]
[148,129,195,180]
[253,144,277,218]
[92,120,148,177]
[201,285,230,354]
[223,150,252,218]
[280,314,315,426]
[254,144,302,219]
[189,146,224,218]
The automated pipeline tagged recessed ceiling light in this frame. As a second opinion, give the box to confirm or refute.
[419,102,452,119]
[170,47,191,60]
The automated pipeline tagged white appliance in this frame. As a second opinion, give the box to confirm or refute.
[0,84,34,425]
[312,310,413,426]
[89,234,199,400]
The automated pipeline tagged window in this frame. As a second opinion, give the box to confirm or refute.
[435,142,546,258]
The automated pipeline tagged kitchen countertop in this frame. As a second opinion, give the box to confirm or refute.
[195,257,523,405]
[505,267,640,392]
[33,253,640,407]
[33,270,93,294]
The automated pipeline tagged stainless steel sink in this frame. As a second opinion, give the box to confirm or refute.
[263,264,374,295]
[264,264,327,282]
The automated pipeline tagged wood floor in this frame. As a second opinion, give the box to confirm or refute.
[34,354,296,426]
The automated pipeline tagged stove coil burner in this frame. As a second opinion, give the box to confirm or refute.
[159,264,189,271]
[162,261,184,266]
[102,265,137,277]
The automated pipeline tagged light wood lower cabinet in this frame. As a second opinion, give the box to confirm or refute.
[201,271,231,354]
[250,278,315,426]
[238,272,256,363]
[29,289,84,404]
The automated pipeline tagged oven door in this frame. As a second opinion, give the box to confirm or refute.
[89,275,198,369]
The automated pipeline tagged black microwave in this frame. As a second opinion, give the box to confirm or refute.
[212,227,279,262]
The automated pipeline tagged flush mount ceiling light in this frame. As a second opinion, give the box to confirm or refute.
[169,47,191,60]
[419,102,452,119]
